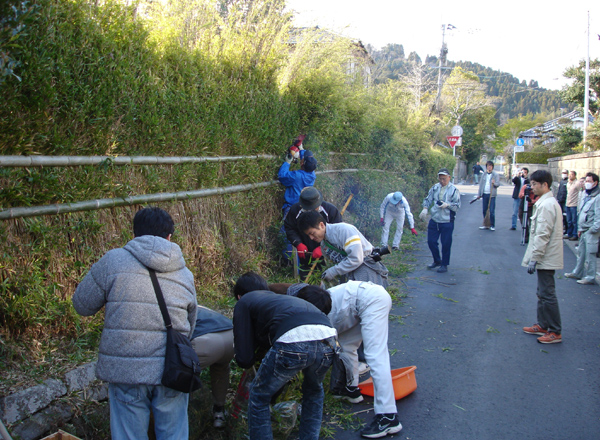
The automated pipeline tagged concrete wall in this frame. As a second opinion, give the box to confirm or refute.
[453,159,467,181]
[548,150,600,181]
[0,362,107,440]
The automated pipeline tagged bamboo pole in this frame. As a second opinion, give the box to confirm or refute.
[0,154,278,167]
[0,181,278,220]
[0,169,384,220]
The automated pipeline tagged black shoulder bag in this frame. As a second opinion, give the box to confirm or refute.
[149,268,202,393]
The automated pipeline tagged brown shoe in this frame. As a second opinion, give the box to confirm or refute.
[537,332,562,344]
[523,324,548,336]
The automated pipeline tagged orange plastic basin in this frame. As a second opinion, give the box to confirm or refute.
[358,366,417,400]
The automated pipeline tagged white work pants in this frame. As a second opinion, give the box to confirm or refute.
[381,209,405,248]
[337,284,396,414]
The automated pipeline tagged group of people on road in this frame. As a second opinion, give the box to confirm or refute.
[73,131,599,440]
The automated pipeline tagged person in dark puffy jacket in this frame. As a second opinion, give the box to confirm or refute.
[72,207,197,440]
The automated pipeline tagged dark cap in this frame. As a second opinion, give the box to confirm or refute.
[438,168,450,176]
[303,155,317,172]
[299,187,323,211]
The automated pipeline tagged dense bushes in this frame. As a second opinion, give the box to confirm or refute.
[0,0,454,347]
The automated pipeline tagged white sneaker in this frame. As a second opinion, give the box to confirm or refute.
[358,362,370,375]
[479,226,489,230]
[490,227,495,231]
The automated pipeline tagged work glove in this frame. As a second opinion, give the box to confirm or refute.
[380,218,385,226]
[284,152,293,164]
[296,243,308,259]
[410,228,418,236]
[321,267,337,281]
[312,246,323,260]
[527,260,537,274]
[419,208,428,221]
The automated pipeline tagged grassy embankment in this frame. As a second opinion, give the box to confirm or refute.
[0,1,454,437]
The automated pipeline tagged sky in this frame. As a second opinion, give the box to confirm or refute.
[285,0,600,91]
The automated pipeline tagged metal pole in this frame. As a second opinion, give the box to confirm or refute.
[432,25,447,114]
[583,11,590,149]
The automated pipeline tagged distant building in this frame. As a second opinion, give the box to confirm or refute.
[519,109,595,147]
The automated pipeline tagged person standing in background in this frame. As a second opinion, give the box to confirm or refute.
[472,162,484,185]
[556,169,569,234]
[478,160,501,231]
[565,172,600,285]
[511,168,529,230]
[565,170,583,241]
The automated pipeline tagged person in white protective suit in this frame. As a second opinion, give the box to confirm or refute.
[294,281,402,439]
[379,191,418,250]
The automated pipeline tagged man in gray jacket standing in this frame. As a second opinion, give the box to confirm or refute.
[419,168,461,273]
[522,171,563,344]
[565,172,600,285]
[478,160,501,231]
[72,207,198,440]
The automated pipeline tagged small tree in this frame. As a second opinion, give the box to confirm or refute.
[552,126,583,154]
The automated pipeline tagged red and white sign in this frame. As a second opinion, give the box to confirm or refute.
[447,136,460,148]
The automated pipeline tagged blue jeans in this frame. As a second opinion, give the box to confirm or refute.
[108,383,189,440]
[566,206,578,238]
[512,198,520,228]
[248,339,335,440]
[427,220,454,266]
[280,206,293,261]
[482,194,496,227]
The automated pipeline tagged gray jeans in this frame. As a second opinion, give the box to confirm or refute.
[536,269,561,334]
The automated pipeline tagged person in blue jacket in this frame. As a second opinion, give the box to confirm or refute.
[278,150,318,213]
[278,147,318,261]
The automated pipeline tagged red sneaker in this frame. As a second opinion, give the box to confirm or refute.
[523,324,548,336]
[537,332,562,344]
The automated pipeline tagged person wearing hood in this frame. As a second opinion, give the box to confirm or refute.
[379,191,417,251]
[72,207,197,440]
[565,172,600,285]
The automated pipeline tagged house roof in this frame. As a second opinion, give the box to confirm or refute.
[520,109,595,138]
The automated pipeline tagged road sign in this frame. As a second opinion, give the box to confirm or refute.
[516,138,524,146]
[451,125,463,136]
[447,136,460,148]
[514,145,525,153]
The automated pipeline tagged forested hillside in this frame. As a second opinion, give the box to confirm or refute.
[370,43,573,120]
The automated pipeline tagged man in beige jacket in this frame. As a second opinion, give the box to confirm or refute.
[521,170,564,344]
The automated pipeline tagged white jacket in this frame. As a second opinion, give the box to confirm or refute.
[322,222,373,277]
[380,193,415,228]
[521,191,564,270]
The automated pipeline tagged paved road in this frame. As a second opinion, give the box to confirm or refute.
[341,184,600,439]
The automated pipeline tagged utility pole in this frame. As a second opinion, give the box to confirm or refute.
[583,11,590,149]
[431,24,454,115]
